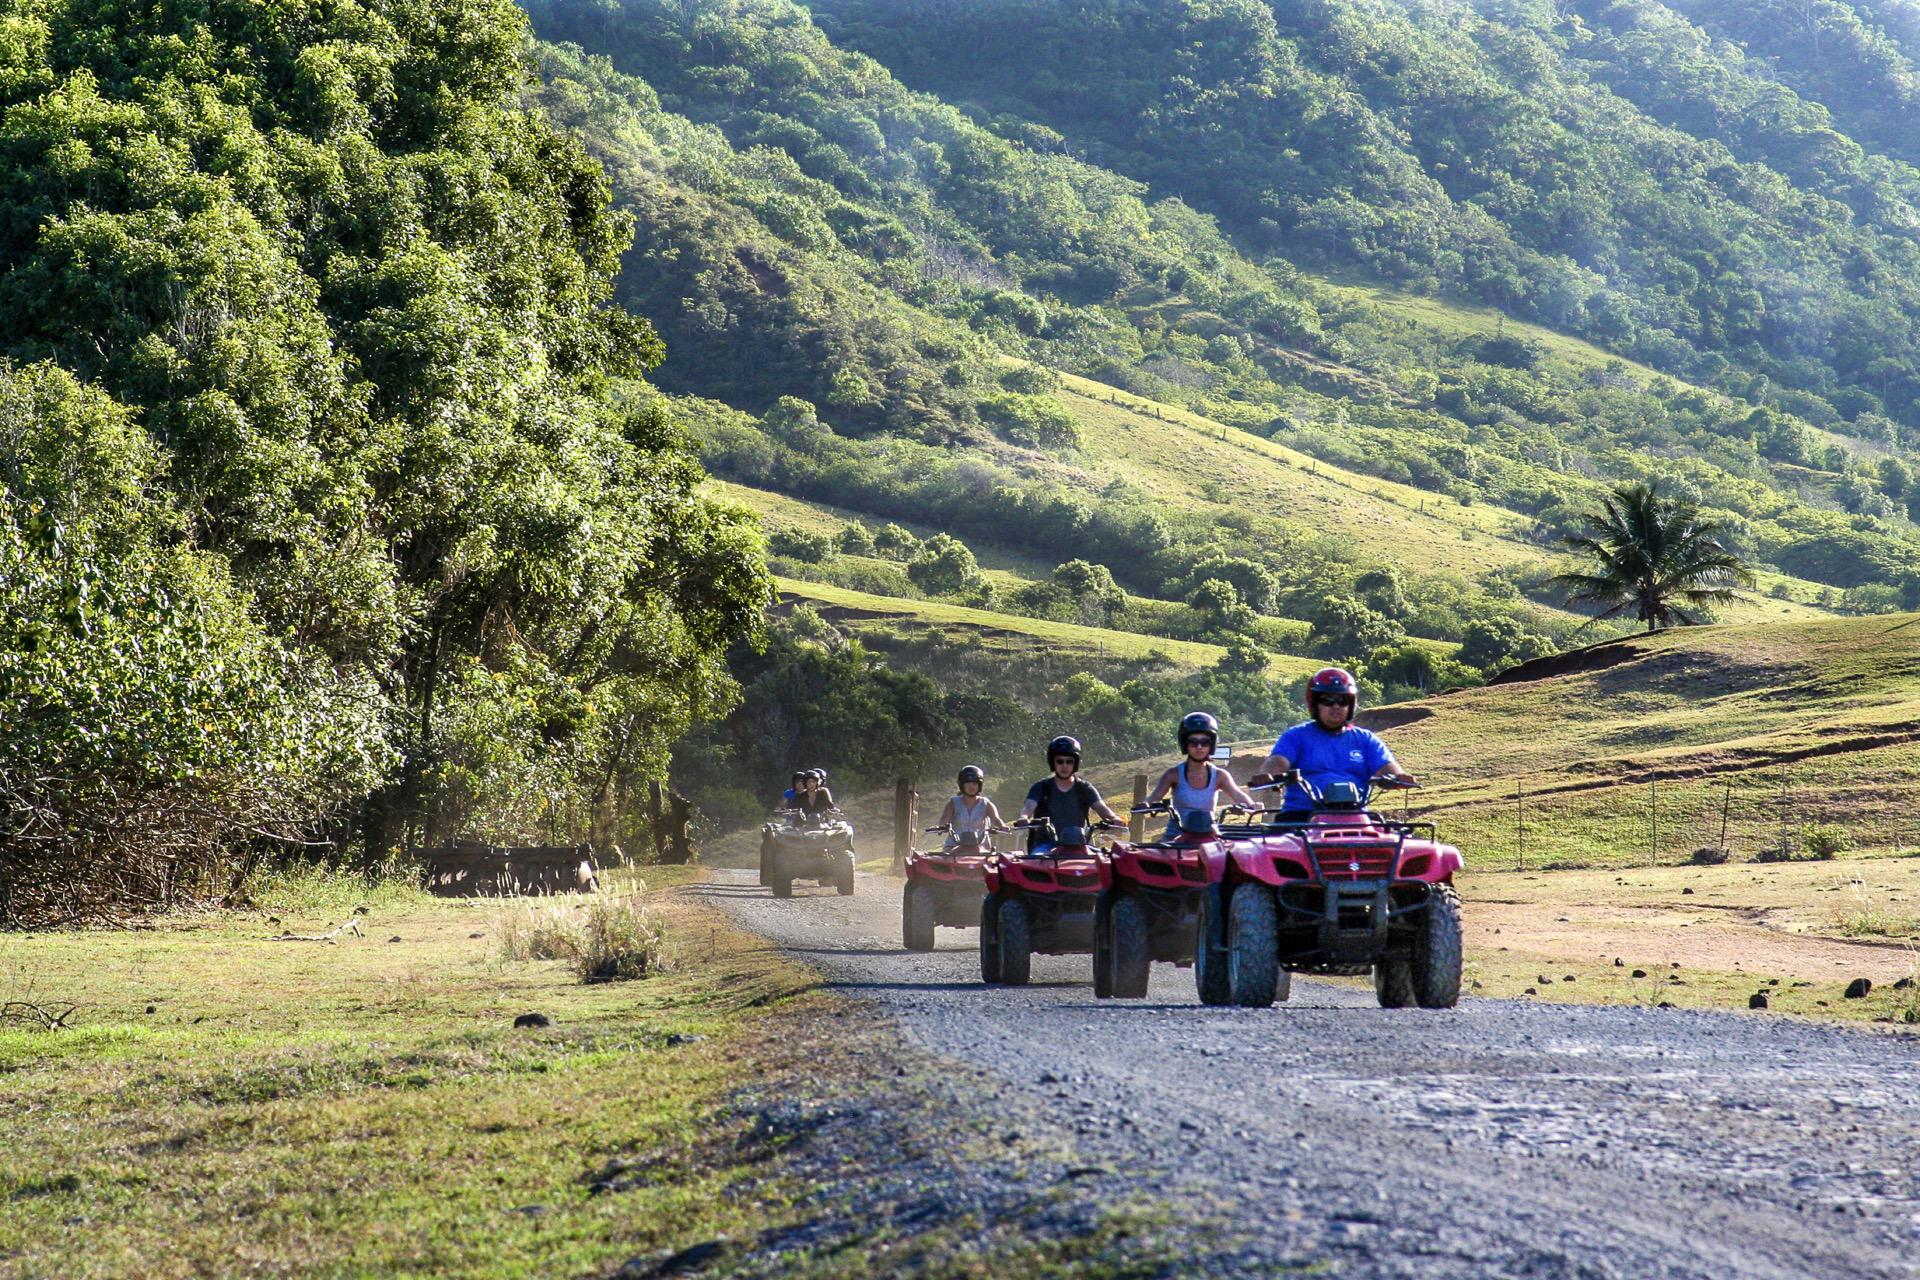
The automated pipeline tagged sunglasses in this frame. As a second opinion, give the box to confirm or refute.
[1317,696,1354,707]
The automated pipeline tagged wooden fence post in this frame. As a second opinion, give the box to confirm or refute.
[665,793,693,865]
[893,777,915,873]
[648,780,666,863]
[1130,773,1149,843]
[1649,778,1659,866]
[1516,778,1525,871]
[1718,779,1733,857]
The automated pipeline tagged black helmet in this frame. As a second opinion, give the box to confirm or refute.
[801,769,823,783]
[1178,711,1219,748]
[791,770,806,783]
[1046,735,1082,768]
[811,767,829,782]
[958,764,986,789]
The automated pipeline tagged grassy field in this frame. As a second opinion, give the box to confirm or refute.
[0,867,792,1280]
[0,869,1188,1279]
[1455,858,1920,1025]
[1083,613,1920,870]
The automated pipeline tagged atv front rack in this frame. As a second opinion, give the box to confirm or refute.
[1218,812,1438,842]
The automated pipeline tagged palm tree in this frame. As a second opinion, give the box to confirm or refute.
[1554,483,1755,631]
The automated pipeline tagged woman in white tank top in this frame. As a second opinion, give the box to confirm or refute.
[939,765,1008,850]
[1147,711,1259,839]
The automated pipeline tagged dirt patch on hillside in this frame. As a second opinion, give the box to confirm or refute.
[1488,635,1652,685]
[1357,705,1434,731]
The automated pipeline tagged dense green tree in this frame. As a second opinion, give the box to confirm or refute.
[0,0,768,904]
[1309,597,1405,666]
[906,533,982,596]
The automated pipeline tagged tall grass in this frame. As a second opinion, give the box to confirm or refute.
[494,890,670,983]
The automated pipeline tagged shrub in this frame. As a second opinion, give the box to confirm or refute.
[907,533,983,596]
[769,528,836,562]
[1803,824,1850,859]
[873,523,920,559]
[835,523,876,555]
[574,895,671,982]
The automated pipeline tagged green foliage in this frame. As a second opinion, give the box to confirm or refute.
[1802,824,1851,860]
[907,533,983,597]
[0,0,767,913]
[873,523,921,559]
[0,370,391,922]
[980,393,1082,451]
[1457,617,1558,676]
[1309,597,1405,666]
[768,527,836,562]
[834,523,876,555]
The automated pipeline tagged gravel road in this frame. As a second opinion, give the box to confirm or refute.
[695,868,1920,1279]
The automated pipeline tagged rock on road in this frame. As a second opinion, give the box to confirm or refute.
[695,868,1920,1279]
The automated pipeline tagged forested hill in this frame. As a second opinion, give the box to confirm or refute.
[509,0,1920,819]
[522,0,1920,601]
[811,0,1920,434]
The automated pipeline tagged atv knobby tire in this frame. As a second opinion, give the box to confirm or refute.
[758,834,772,886]
[770,855,793,899]
[1374,958,1417,1008]
[1194,888,1230,1006]
[834,856,855,897]
[1108,896,1151,999]
[1414,883,1464,1009]
[1092,899,1114,1000]
[979,896,1003,983]
[1227,885,1280,1007]
[997,897,1033,986]
[903,884,937,952]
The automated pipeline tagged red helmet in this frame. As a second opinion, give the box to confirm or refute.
[1307,667,1359,724]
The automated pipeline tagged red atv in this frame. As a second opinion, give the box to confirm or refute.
[901,824,1004,952]
[978,819,1122,985]
[1090,803,1249,1000]
[1198,773,1463,1008]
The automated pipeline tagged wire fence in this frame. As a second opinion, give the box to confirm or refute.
[1422,772,1920,870]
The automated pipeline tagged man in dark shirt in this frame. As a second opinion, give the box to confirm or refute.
[1017,735,1123,852]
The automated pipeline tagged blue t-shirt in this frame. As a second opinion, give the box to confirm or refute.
[1270,722,1394,811]
[782,788,798,805]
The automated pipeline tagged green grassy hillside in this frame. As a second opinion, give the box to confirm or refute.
[774,577,1318,679]
[1090,614,1920,868]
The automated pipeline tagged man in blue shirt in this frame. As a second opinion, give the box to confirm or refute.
[1251,668,1418,816]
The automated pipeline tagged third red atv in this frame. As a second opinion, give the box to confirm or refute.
[978,819,1122,985]
[901,823,1005,952]
[1090,804,1244,1000]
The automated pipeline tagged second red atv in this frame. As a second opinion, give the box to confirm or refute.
[978,820,1122,985]
[901,824,1004,951]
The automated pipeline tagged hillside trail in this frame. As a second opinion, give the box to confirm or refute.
[693,867,1920,1280]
